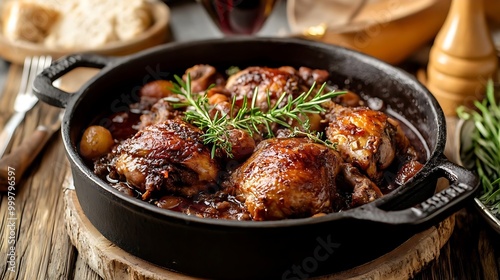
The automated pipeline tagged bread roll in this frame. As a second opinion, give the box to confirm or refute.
[1,0,153,49]
[44,6,118,49]
[2,1,59,43]
[44,0,152,49]
[115,0,153,41]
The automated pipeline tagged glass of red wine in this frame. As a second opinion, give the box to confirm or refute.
[198,0,278,35]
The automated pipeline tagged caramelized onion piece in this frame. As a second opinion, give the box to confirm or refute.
[140,80,175,99]
[395,160,424,185]
[79,126,114,160]
[225,129,256,161]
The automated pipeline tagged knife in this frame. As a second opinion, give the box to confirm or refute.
[0,108,63,191]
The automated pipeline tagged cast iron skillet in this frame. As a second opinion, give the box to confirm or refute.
[33,38,478,279]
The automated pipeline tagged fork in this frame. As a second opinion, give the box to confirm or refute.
[0,56,52,158]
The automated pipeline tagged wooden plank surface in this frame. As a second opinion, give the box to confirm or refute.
[0,63,99,280]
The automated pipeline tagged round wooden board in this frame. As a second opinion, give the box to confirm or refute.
[0,0,170,65]
[63,187,455,280]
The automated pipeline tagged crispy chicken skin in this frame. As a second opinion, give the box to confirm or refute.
[113,118,219,200]
[325,104,417,183]
[226,66,304,111]
[225,66,328,135]
[231,138,342,221]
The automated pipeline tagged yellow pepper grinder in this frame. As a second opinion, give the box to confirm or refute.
[427,0,497,116]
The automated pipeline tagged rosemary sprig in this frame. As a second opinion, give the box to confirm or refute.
[457,79,500,215]
[170,74,346,157]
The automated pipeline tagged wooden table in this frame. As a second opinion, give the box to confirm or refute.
[1,1,500,279]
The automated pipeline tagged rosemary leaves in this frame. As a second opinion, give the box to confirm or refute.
[457,79,500,215]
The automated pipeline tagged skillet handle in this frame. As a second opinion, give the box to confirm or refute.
[33,53,115,108]
[352,157,479,226]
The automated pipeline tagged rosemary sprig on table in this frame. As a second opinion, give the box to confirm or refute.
[457,79,500,215]
[169,74,345,158]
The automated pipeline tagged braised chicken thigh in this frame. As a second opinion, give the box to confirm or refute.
[325,104,418,183]
[112,118,219,200]
[225,66,327,134]
[226,66,304,111]
[231,137,342,220]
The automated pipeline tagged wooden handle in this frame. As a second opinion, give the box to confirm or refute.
[0,128,53,192]
[426,0,497,115]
